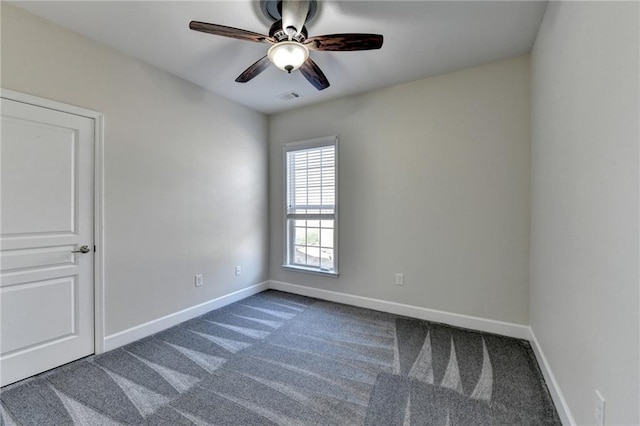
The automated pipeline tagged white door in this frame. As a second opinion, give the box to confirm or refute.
[0,97,95,386]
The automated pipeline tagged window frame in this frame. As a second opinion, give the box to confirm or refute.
[282,135,339,277]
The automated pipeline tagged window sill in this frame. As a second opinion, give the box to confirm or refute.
[282,265,339,278]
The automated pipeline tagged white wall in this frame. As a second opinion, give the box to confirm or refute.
[530,2,640,424]
[1,4,269,336]
[270,56,531,325]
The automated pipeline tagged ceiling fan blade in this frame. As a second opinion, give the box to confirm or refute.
[189,21,275,44]
[235,56,271,83]
[304,34,383,51]
[299,58,330,90]
[281,0,310,37]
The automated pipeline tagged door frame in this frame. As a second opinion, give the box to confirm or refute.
[1,88,106,355]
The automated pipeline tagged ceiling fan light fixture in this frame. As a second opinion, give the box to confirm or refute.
[268,41,309,73]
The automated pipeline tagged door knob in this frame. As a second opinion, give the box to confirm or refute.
[72,245,91,254]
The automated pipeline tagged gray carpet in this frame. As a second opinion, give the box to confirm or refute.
[0,290,561,425]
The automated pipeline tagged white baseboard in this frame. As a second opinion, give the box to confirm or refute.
[268,280,530,340]
[103,281,269,352]
[528,328,576,426]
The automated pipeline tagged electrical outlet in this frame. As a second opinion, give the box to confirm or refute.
[235,265,241,276]
[194,274,203,287]
[595,390,605,426]
[395,273,404,286]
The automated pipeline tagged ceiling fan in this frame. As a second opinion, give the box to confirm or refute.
[189,0,383,90]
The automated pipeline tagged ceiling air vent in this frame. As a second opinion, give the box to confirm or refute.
[277,91,302,101]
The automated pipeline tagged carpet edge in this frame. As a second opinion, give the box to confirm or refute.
[528,328,576,426]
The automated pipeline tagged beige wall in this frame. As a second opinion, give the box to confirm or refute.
[530,2,640,424]
[270,56,531,325]
[1,4,269,336]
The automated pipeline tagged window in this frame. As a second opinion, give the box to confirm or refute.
[283,136,338,276]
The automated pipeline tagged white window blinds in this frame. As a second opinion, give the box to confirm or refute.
[286,145,335,216]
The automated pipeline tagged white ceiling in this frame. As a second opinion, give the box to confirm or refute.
[11,1,548,114]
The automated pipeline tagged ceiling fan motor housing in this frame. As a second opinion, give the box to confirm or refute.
[269,20,308,42]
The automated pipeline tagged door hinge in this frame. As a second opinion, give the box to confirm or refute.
[94,245,96,253]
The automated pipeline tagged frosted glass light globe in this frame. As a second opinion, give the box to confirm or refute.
[268,41,309,73]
